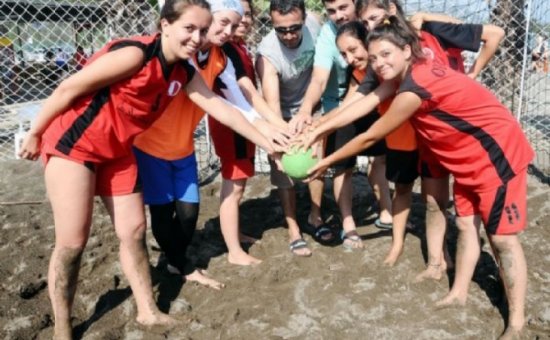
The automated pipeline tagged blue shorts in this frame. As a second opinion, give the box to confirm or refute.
[133,148,200,205]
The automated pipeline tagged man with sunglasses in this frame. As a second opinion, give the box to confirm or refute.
[256,0,333,256]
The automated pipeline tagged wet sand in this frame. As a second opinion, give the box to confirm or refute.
[0,160,549,339]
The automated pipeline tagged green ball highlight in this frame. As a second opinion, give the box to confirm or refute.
[281,147,318,180]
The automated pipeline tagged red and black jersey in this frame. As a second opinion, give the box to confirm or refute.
[43,34,195,162]
[397,59,533,190]
[358,22,482,95]
[421,21,482,72]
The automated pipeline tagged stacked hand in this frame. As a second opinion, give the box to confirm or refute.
[284,118,330,182]
[288,111,312,135]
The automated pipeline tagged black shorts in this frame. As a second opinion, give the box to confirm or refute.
[325,125,356,172]
[386,149,419,184]
[355,112,387,157]
[324,112,387,172]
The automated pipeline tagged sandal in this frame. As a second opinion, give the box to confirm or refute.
[340,230,363,250]
[374,218,393,230]
[311,223,337,245]
[289,238,312,257]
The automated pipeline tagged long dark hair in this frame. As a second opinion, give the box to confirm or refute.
[336,20,368,45]
[159,0,210,29]
[366,15,425,62]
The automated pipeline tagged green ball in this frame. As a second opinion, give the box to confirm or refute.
[281,147,318,180]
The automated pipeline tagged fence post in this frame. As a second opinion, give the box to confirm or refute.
[517,0,532,122]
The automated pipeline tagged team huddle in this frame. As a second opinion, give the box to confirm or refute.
[18,0,533,339]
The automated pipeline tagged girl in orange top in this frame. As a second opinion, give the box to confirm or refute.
[336,21,417,266]
[336,22,394,236]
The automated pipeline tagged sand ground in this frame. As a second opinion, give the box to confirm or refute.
[0,160,549,339]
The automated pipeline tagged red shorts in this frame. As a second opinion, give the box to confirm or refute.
[220,157,254,180]
[41,142,141,196]
[454,169,527,235]
[419,145,449,179]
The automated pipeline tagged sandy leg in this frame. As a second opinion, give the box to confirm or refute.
[498,327,525,340]
[278,187,312,257]
[367,156,393,225]
[383,183,412,266]
[383,243,404,266]
[490,234,527,337]
[435,215,481,308]
[220,179,262,266]
[334,169,362,250]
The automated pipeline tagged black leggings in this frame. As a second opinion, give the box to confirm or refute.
[149,201,199,275]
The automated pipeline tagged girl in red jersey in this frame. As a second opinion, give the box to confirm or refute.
[17,0,276,337]
[355,0,505,277]
[304,17,532,339]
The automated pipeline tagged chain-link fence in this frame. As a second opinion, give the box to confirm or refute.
[1,0,548,182]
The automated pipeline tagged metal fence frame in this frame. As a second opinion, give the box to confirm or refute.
[0,0,548,183]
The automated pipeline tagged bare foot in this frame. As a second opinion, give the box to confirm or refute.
[434,294,467,310]
[227,251,262,266]
[414,264,445,283]
[383,246,403,266]
[136,311,179,328]
[185,269,225,290]
[239,233,260,245]
[499,326,525,340]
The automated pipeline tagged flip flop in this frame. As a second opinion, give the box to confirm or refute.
[374,218,393,230]
[311,223,337,245]
[340,230,363,250]
[289,238,312,257]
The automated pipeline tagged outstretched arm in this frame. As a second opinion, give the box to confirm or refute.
[19,46,145,160]
[216,59,290,150]
[307,91,422,180]
[255,56,283,117]
[291,66,330,134]
[315,77,366,127]
[238,75,288,129]
[304,81,395,149]
[186,72,275,155]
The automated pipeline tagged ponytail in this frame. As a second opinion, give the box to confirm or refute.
[366,15,424,61]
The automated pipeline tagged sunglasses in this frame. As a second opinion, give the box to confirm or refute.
[274,24,303,34]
